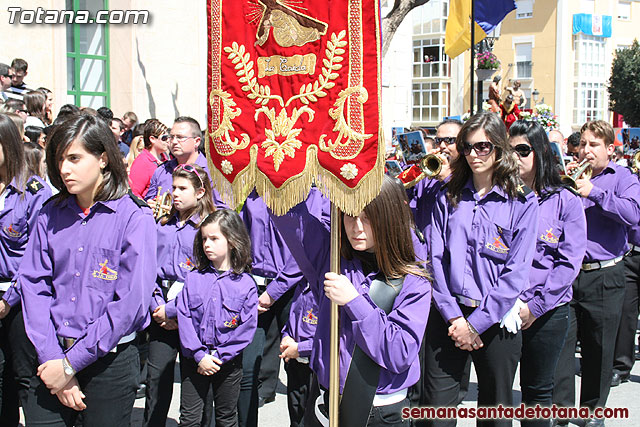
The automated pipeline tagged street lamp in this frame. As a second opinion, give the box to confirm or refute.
[532,88,540,106]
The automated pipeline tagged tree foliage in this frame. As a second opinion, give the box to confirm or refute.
[609,39,640,126]
[382,0,431,58]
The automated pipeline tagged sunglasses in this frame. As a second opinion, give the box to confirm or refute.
[462,141,495,157]
[435,136,457,145]
[159,134,170,142]
[174,164,205,188]
[513,144,533,158]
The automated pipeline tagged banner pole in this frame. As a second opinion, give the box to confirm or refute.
[470,0,475,115]
[329,202,341,427]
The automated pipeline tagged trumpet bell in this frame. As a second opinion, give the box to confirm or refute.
[420,154,443,178]
[561,159,592,189]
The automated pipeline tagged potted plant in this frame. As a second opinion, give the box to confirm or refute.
[476,51,500,80]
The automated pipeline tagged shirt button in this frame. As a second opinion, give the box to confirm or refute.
[81,221,87,226]
[75,272,80,277]
[78,247,83,252]
[64,321,69,326]
[71,297,76,302]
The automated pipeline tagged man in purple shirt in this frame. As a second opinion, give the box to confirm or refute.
[553,121,640,427]
[146,116,225,209]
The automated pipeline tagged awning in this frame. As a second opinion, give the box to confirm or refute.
[572,14,612,38]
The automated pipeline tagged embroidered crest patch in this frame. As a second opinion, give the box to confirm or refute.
[540,228,559,244]
[485,236,509,255]
[92,259,118,281]
[302,308,318,325]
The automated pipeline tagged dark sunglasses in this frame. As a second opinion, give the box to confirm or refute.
[513,144,533,157]
[159,134,170,142]
[174,164,205,188]
[435,136,457,145]
[462,140,495,156]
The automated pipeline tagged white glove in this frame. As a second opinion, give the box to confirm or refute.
[499,299,526,334]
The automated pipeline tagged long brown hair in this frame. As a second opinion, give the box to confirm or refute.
[447,111,521,207]
[193,209,252,274]
[159,164,215,225]
[341,175,429,279]
[24,90,46,124]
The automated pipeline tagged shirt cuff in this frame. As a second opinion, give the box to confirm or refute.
[437,300,464,325]
[165,299,177,319]
[297,339,312,357]
[586,185,604,204]
[64,343,95,372]
[343,294,376,321]
[2,285,20,307]
[194,349,207,365]
[527,297,547,319]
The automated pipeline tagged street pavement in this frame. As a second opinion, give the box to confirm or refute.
[129,353,640,426]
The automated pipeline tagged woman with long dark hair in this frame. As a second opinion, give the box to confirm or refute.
[19,114,157,426]
[423,111,538,427]
[0,114,51,426]
[272,176,431,427]
[509,121,586,426]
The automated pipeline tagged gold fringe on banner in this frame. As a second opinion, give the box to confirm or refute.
[206,128,385,217]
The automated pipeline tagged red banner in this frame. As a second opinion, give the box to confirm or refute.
[206,0,383,215]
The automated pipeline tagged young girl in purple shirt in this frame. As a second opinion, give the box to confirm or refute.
[144,164,217,427]
[177,209,258,427]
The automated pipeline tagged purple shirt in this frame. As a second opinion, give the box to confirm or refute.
[281,281,317,357]
[19,194,157,372]
[430,179,539,334]
[152,213,200,318]
[0,176,52,307]
[520,188,586,318]
[177,267,258,364]
[407,177,447,257]
[582,161,640,262]
[145,153,227,209]
[271,189,431,395]
[240,191,304,301]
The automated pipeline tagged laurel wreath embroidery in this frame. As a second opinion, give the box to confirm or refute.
[215,30,369,171]
[255,106,315,172]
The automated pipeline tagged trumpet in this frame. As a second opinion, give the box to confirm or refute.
[419,153,445,178]
[153,186,173,220]
[561,159,593,189]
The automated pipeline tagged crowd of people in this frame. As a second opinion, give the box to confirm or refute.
[0,55,639,427]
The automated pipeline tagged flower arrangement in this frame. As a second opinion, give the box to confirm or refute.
[530,103,559,131]
[476,51,500,70]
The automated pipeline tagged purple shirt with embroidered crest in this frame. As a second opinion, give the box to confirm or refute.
[240,191,304,301]
[520,188,586,318]
[430,179,539,335]
[281,281,318,357]
[407,176,447,257]
[176,267,258,364]
[145,153,227,209]
[19,194,157,372]
[0,176,52,307]
[271,188,431,395]
[582,161,640,262]
[152,213,200,318]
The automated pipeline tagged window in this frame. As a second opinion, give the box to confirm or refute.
[412,0,447,35]
[66,0,110,108]
[580,0,595,13]
[515,43,532,79]
[412,38,448,78]
[618,1,631,20]
[516,0,533,19]
[573,35,607,124]
[412,82,449,124]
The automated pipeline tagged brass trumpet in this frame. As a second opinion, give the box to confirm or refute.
[561,159,593,189]
[419,153,445,178]
[631,151,640,174]
[153,186,173,220]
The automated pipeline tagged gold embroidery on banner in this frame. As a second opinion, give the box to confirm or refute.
[257,54,317,78]
[253,0,328,47]
[319,86,373,154]
[209,89,250,154]
[256,106,315,171]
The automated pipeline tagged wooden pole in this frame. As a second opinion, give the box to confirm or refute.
[329,202,341,426]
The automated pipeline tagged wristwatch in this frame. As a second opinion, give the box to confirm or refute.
[62,357,76,376]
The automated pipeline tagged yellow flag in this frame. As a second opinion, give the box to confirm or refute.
[445,0,487,59]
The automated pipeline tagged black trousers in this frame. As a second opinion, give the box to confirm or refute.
[143,320,180,427]
[519,304,569,427]
[613,252,640,377]
[420,306,521,427]
[553,263,625,411]
[285,359,313,427]
[257,286,295,400]
[410,305,471,427]
[23,342,139,427]
[0,303,38,427]
[179,355,243,427]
